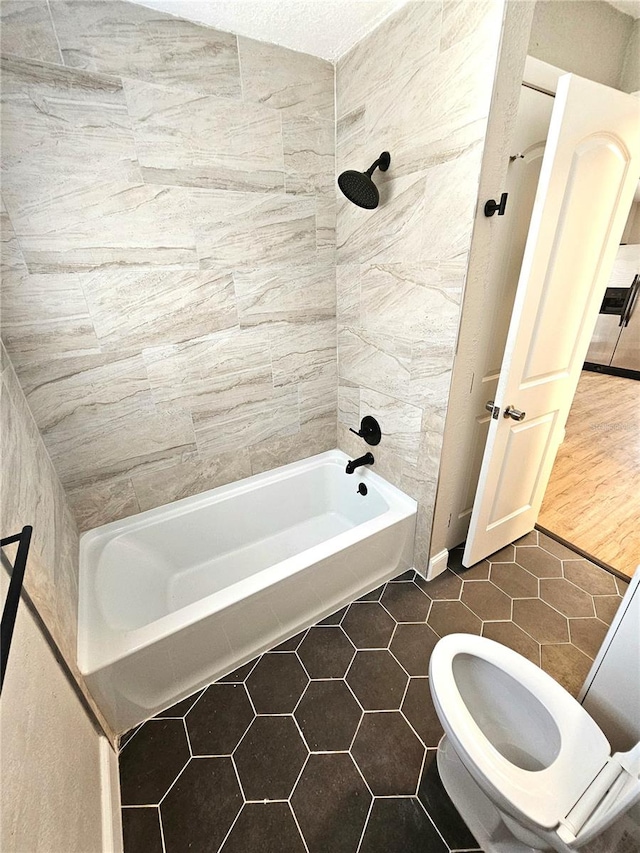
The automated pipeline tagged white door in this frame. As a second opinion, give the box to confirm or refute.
[463,74,640,567]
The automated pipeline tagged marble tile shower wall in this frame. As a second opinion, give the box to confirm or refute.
[0,0,337,531]
[335,0,504,570]
[0,340,113,736]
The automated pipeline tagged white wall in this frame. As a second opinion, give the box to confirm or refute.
[0,575,112,853]
[620,17,640,92]
[529,0,635,88]
[429,1,536,565]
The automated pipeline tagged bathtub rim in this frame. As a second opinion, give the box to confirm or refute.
[78,449,416,676]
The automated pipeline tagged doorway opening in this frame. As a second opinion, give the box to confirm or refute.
[429,56,640,584]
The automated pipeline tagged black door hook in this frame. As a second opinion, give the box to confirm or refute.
[484,192,508,217]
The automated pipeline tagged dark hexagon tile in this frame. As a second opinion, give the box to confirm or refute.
[569,618,609,659]
[488,544,516,563]
[294,680,362,751]
[540,578,594,618]
[418,751,478,851]
[346,650,408,710]
[220,803,306,853]
[515,547,562,578]
[298,627,355,678]
[273,630,307,651]
[119,719,190,806]
[352,712,424,795]
[122,807,163,853]
[420,568,462,601]
[401,678,443,748]
[563,561,618,596]
[381,582,430,623]
[594,595,622,624]
[119,725,142,751]
[390,569,417,581]
[186,683,254,755]
[218,658,260,683]
[512,598,569,644]
[616,576,629,596]
[427,600,482,638]
[357,584,386,602]
[490,562,538,599]
[390,623,439,676]
[514,530,538,547]
[446,554,491,581]
[541,643,593,697]
[461,580,511,621]
[246,652,308,713]
[447,548,491,580]
[233,716,308,800]
[161,757,242,853]
[291,754,371,853]
[319,606,348,625]
[482,621,540,665]
[342,602,396,649]
[537,532,581,560]
[155,689,204,718]
[359,797,447,853]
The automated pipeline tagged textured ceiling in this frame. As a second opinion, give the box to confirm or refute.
[129,0,410,61]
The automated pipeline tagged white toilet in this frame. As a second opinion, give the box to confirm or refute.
[429,634,640,852]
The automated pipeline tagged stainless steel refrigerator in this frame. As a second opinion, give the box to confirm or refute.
[586,244,640,375]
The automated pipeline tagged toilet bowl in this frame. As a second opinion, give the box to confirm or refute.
[429,634,640,853]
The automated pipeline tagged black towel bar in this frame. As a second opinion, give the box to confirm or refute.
[1,525,33,693]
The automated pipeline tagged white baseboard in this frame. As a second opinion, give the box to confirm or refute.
[426,549,449,581]
[100,737,123,853]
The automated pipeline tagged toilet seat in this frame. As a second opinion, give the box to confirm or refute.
[429,633,612,833]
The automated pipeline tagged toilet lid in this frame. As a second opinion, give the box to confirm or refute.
[429,634,612,831]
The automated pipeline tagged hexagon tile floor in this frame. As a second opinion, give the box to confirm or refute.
[119,529,628,853]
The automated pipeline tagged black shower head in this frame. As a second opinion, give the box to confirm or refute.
[338,151,390,209]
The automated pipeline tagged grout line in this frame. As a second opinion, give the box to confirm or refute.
[45,0,65,66]
[355,796,374,853]
[288,750,311,809]
[215,797,244,853]
[182,717,193,758]
[288,799,311,853]
[399,705,432,753]
[157,804,168,853]
[244,682,258,717]
[157,757,191,807]
[230,754,246,801]
[416,793,452,852]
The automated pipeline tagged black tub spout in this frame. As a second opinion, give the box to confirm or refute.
[345,452,374,475]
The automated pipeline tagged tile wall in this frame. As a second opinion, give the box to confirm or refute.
[335,0,505,570]
[3,0,511,578]
[1,0,337,530]
[0,340,112,736]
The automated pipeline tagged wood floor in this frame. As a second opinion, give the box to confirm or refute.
[539,370,640,578]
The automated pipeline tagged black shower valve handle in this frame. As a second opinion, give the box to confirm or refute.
[349,416,382,446]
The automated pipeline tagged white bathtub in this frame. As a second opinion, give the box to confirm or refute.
[78,450,416,733]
